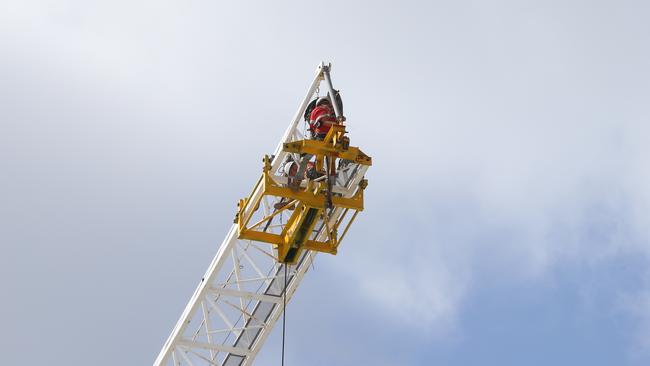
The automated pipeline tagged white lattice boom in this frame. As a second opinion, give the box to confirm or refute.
[153,63,369,366]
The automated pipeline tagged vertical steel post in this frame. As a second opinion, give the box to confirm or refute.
[321,64,343,121]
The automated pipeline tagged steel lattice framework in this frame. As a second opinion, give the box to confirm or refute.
[153,63,370,366]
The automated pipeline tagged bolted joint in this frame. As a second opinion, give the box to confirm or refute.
[359,179,368,190]
[340,136,350,150]
[330,228,338,241]
[262,155,272,172]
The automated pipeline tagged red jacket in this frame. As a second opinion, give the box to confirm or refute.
[309,105,336,136]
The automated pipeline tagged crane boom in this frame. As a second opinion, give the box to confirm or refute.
[153,63,371,366]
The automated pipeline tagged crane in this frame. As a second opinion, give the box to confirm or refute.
[153,62,372,366]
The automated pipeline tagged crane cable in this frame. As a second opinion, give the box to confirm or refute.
[281,264,287,366]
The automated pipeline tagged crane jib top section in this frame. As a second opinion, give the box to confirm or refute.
[236,120,371,264]
[153,62,371,366]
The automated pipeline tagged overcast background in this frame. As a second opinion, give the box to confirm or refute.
[2,1,650,365]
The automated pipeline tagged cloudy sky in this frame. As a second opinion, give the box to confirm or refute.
[2,1,650,365]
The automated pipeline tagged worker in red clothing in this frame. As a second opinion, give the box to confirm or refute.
[308,97,338,140]
[302,93,343,207]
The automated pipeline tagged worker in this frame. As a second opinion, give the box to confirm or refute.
[282,159,324,185]
[308,97,338,140]
[274,159,324,210]
[282,160,299,185]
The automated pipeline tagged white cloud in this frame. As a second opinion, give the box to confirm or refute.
[359,244,470,332]
[339,110,650,336]
[3,1,650,364]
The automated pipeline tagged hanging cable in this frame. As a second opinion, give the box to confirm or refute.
[281,264,287,366]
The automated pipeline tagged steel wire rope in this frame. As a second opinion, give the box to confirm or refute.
[281,264,287,366]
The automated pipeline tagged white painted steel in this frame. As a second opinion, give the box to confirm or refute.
[321,65,343,120]
[153,63,367,366]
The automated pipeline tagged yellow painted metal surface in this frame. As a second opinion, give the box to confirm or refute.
[236,124,371,263]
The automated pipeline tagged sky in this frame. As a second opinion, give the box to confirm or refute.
[1,0,650,365]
